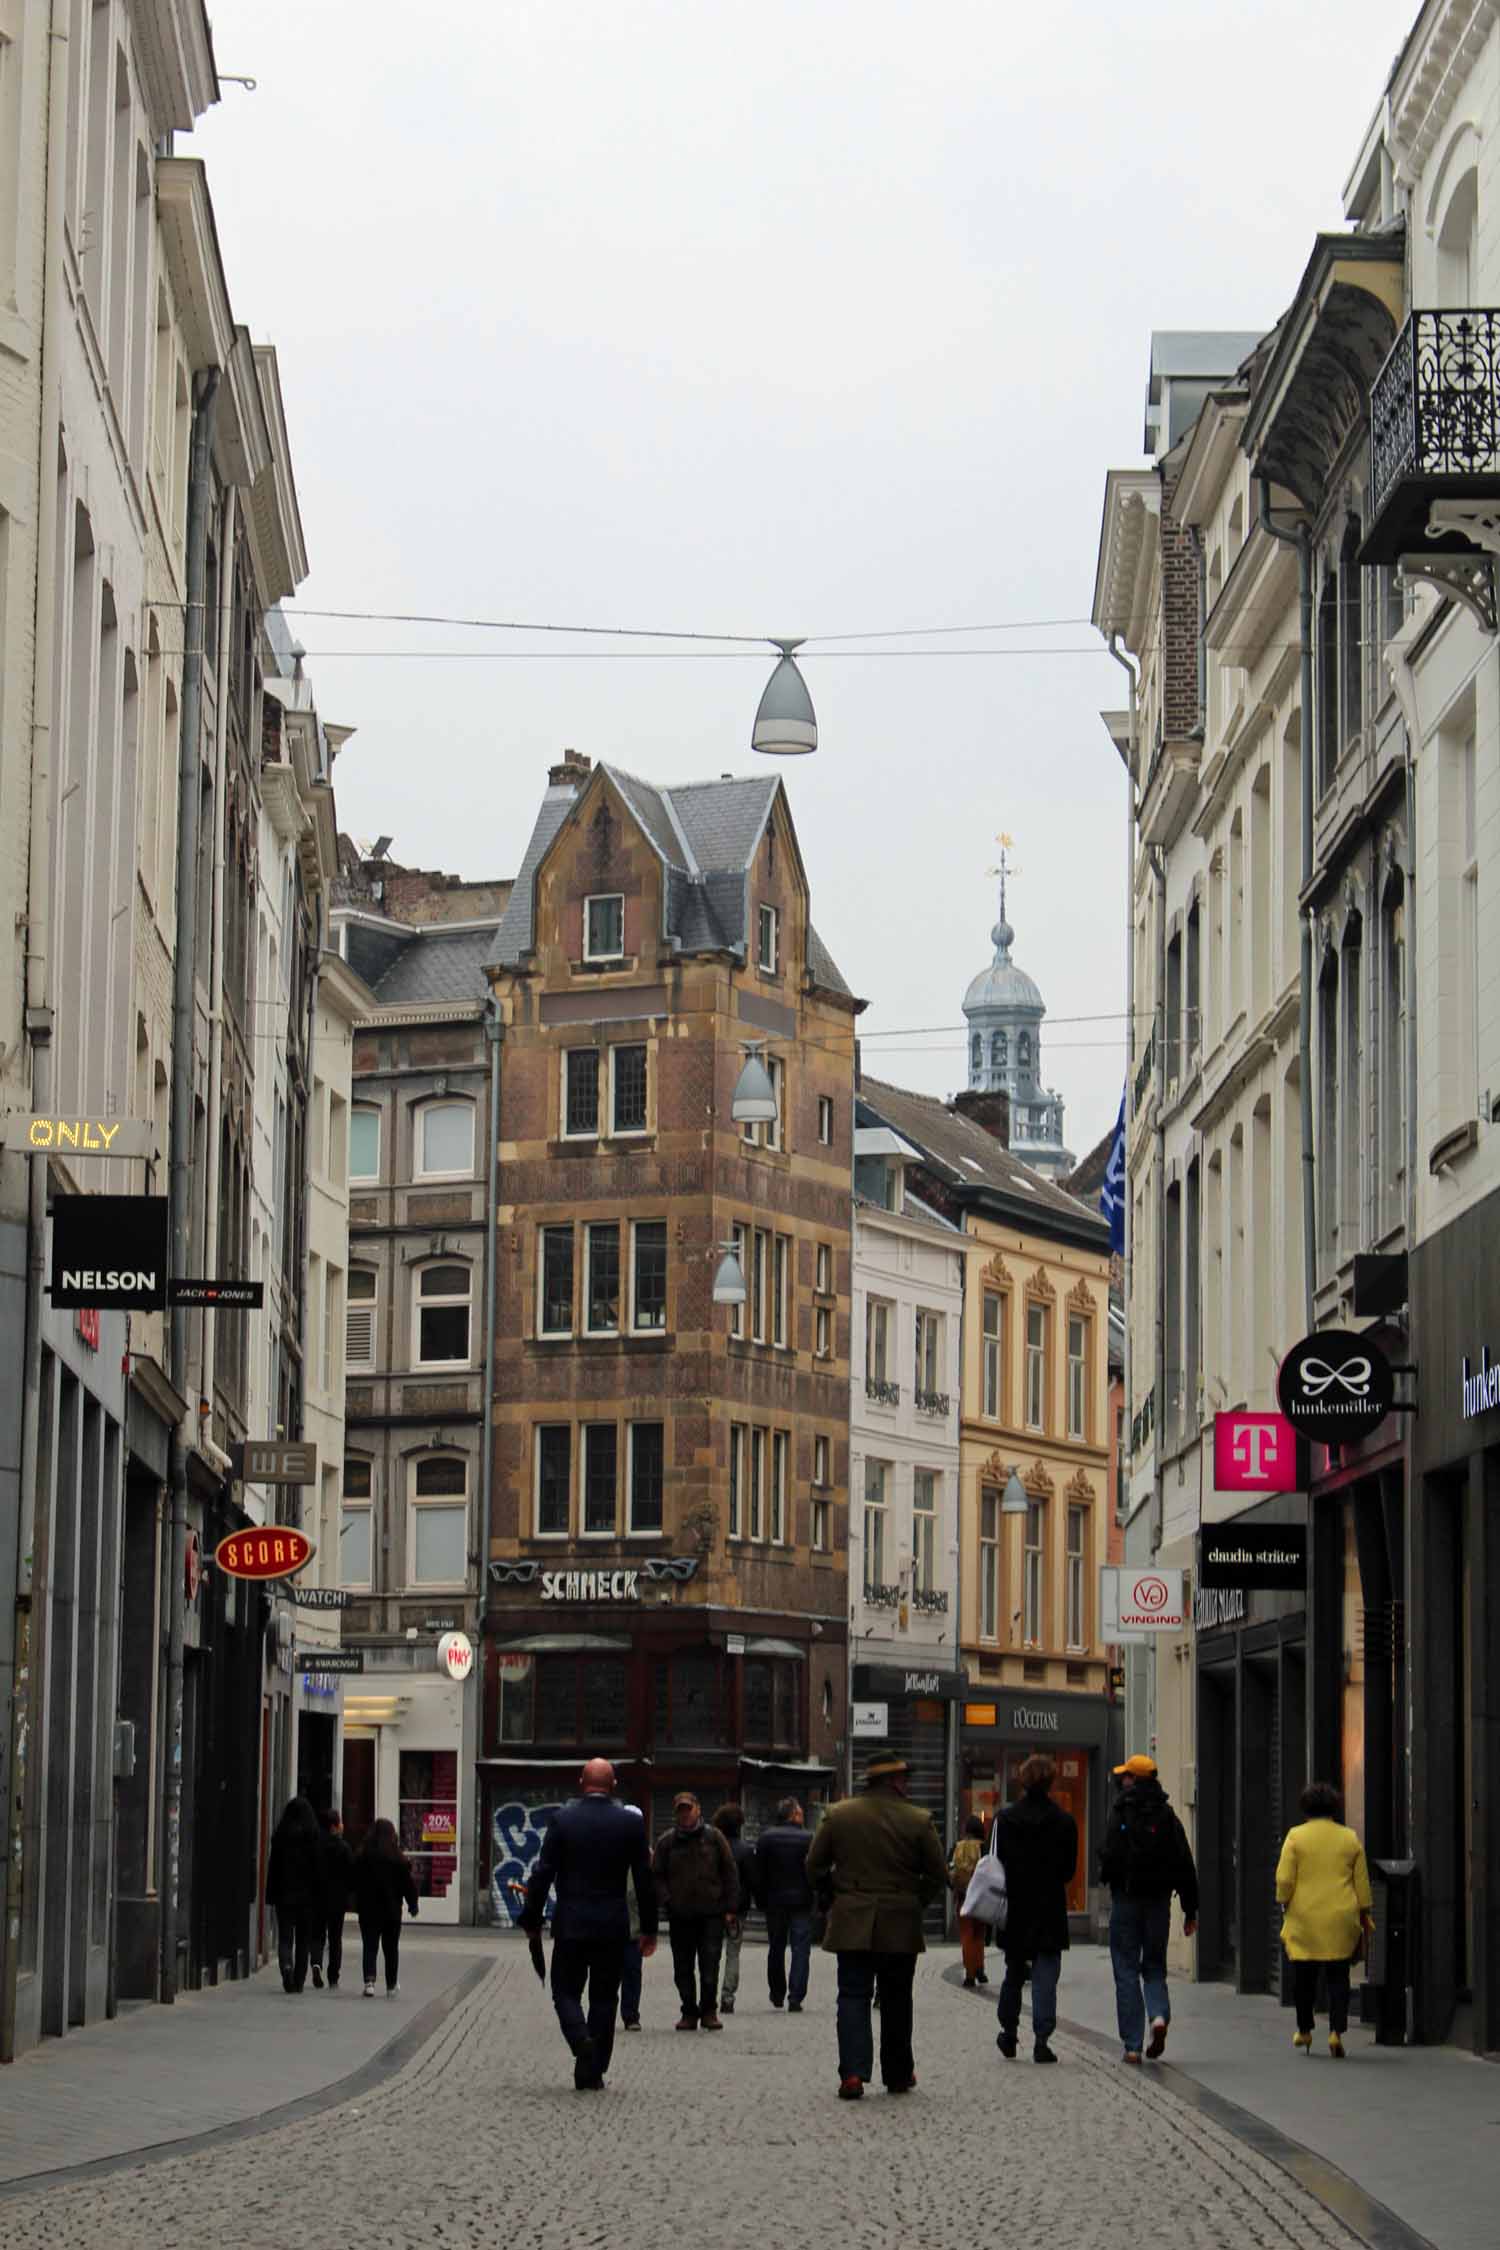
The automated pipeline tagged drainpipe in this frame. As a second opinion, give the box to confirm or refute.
[1148,844,1167,1559]
[200,489,237,1433]
[1258,478,1317,1329]
[2,0,69,2066]
[474,999,502,1917]
[1107,633,1139,1808]
[162,368,220,2002]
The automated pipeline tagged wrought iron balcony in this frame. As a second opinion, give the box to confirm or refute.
[1365,310,1500,582]
[865,1378,900,1407]
[914,1388,950,1417]
[1132,1028,1155,1116]
[864,1581,903,1609]
[912,1587,950,1615]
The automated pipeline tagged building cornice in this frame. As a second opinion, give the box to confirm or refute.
[246,346,309,604]
[1388,0,1497,182]
[357,1001,487,1030]
[1092,470,1161,652]
[1172,395,1248,530]
[133,2,218,136]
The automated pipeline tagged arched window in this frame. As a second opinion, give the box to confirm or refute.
[414,1261,471,1365]
[997,1030,1008,1069]
[409,1453,468,1585]
[416,1100,474,1179]
[1437,165,1479,305]
[1018,1031,1031,1073]
[971,1034,982,1073]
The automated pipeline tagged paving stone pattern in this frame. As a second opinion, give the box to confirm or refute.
[2,1952,1361,2250]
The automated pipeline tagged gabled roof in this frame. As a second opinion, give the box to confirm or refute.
[858,1076,1108,1248]
[489,763,854,999]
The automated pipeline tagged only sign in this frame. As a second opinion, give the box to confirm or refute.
[438,1629,475,1682]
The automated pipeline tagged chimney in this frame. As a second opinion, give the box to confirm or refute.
[953,1088,1011,1148]
[548,747,593,789]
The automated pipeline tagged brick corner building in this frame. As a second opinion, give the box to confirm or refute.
[480,753,860,1913]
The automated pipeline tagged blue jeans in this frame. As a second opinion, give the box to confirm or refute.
[619,1938,642,2024]
[1109,1894,1172,2053]
[767,1910,813,2007]
[996,1948,1061,2045]
[835,1952,916,2087]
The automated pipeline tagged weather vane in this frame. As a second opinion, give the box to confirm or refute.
[985,833,1020,928]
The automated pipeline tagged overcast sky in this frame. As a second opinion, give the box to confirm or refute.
[197,0,1417,1163]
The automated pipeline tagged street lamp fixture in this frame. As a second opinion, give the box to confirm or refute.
[730,1041,778,1124]
[1001,1469,1030,1516]
[751,639,817,757]
[711,1241,747,1306]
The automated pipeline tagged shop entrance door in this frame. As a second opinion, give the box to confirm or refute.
[342,1736,375,1855]
[399,1748,459,1918]
[1198,1668,1236,1977]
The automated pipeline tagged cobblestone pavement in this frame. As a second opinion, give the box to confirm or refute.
[2,1950,1365,2250]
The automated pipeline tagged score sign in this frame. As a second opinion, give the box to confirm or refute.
[215,1526,314,1580]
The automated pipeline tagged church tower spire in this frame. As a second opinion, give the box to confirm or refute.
[961,834,1074,1180]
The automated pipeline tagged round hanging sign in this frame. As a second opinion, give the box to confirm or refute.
[214,1526,315,1581]
[438,1629,475,1682]
[1277,1329,1394,1444]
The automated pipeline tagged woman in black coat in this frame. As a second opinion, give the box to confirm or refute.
[266,1796,322,1994]
[353,1818,420,1996]
[990,1755,1079,2064]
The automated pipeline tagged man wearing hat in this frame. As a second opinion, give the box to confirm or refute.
[1098,1753,1198,2065]
[804,1750,947,2101]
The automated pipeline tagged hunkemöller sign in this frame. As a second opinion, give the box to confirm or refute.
[1461,1346,1500,1420]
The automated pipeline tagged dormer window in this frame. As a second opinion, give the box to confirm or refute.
[758,903,779,974]
[584,894,624,961]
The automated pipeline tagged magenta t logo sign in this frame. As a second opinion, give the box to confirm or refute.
[1213,1411,1297,1493]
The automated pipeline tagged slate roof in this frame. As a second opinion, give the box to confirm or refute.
[490,763,854,999]
[1062,1124,1116,1202]
[858,1076,1108,1245]
[369,923,499,1007]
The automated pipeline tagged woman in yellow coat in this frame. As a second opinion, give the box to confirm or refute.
[1275,1781,1374,2058]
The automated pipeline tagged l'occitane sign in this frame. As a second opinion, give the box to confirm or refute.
[1,1113,153,1159]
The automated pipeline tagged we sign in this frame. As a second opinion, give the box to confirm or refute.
[1213,1411,1297,1495]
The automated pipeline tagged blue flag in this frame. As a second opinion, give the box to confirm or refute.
[1099,1090,1126,1255]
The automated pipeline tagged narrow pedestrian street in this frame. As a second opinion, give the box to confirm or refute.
[0,1939,1450,2250]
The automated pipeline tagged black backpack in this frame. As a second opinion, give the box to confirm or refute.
[1116,1795,1178,1894]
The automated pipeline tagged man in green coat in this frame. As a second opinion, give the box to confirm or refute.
[804,1750,947,2101]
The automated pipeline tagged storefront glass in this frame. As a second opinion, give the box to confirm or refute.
[400,1747,459,1902]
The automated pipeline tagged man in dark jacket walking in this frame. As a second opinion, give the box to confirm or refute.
[266,1796,322,1994]
[753,1797,815,2011]
[991,1754,1077,2065]
[804,1751,946,2100]
[522,1758,659,2091]
[651,1791,737,2030]
[1099,1754,1198,2064]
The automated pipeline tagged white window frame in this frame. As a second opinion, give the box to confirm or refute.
[1066,1503,1087,1651]
[912,1467,938,1595]
[581,1423,619,1538]
[982,1291,1003,1420]
[979,1489,1000,1642]
[730,1220,748,1341]
[562,1048,601,1140]
[609,1042,649,1138]
[751,1229,768,1344]
[766,1057,785,1151]
[915,1308,941,1395]
[629,1219,668,1334]
[729,1422,746,1538]
[813,1433,830,1487]
[866,1296,892,1384]
[812,1496,830,1553]
[772,1234,789,1348]
[323,1264,342,1395]
[349,1104,381,1183]
[341,1458,374,1589]
[416,1100,475,1181]
[749,1427,766,1542]
[413,1260,473,1369]
[1023,1501,1044,1648]
[817,1095,833,1146]
[862,1457,889,1595]
[815,1303,831,1359]
[584,1222,622,1337]
[584,892,625,962]
[538,1223,575,1338]
[408,1455,469,1589]
[534,1425,573,1540]
[1025,1301,1048,1431]
[758,902,779,973]
[627,1420,666,1537]
[770,1430,788,1544]
[1067,1314,1088,1442]
[346,1267,378,1372]
[815,1241,831,1295]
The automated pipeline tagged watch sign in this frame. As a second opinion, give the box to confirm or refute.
[1213,1411,1297,1494]
[1277,1330,1394,1444]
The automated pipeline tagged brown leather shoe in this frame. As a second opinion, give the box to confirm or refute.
[699,2010,724,2030]
[675,2015,698,2031]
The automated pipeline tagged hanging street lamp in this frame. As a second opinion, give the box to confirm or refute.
[1002,1469,1030,1515]
[730,1041,778,1124]
[711,1241,748,1306]
[751,638,817,756]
